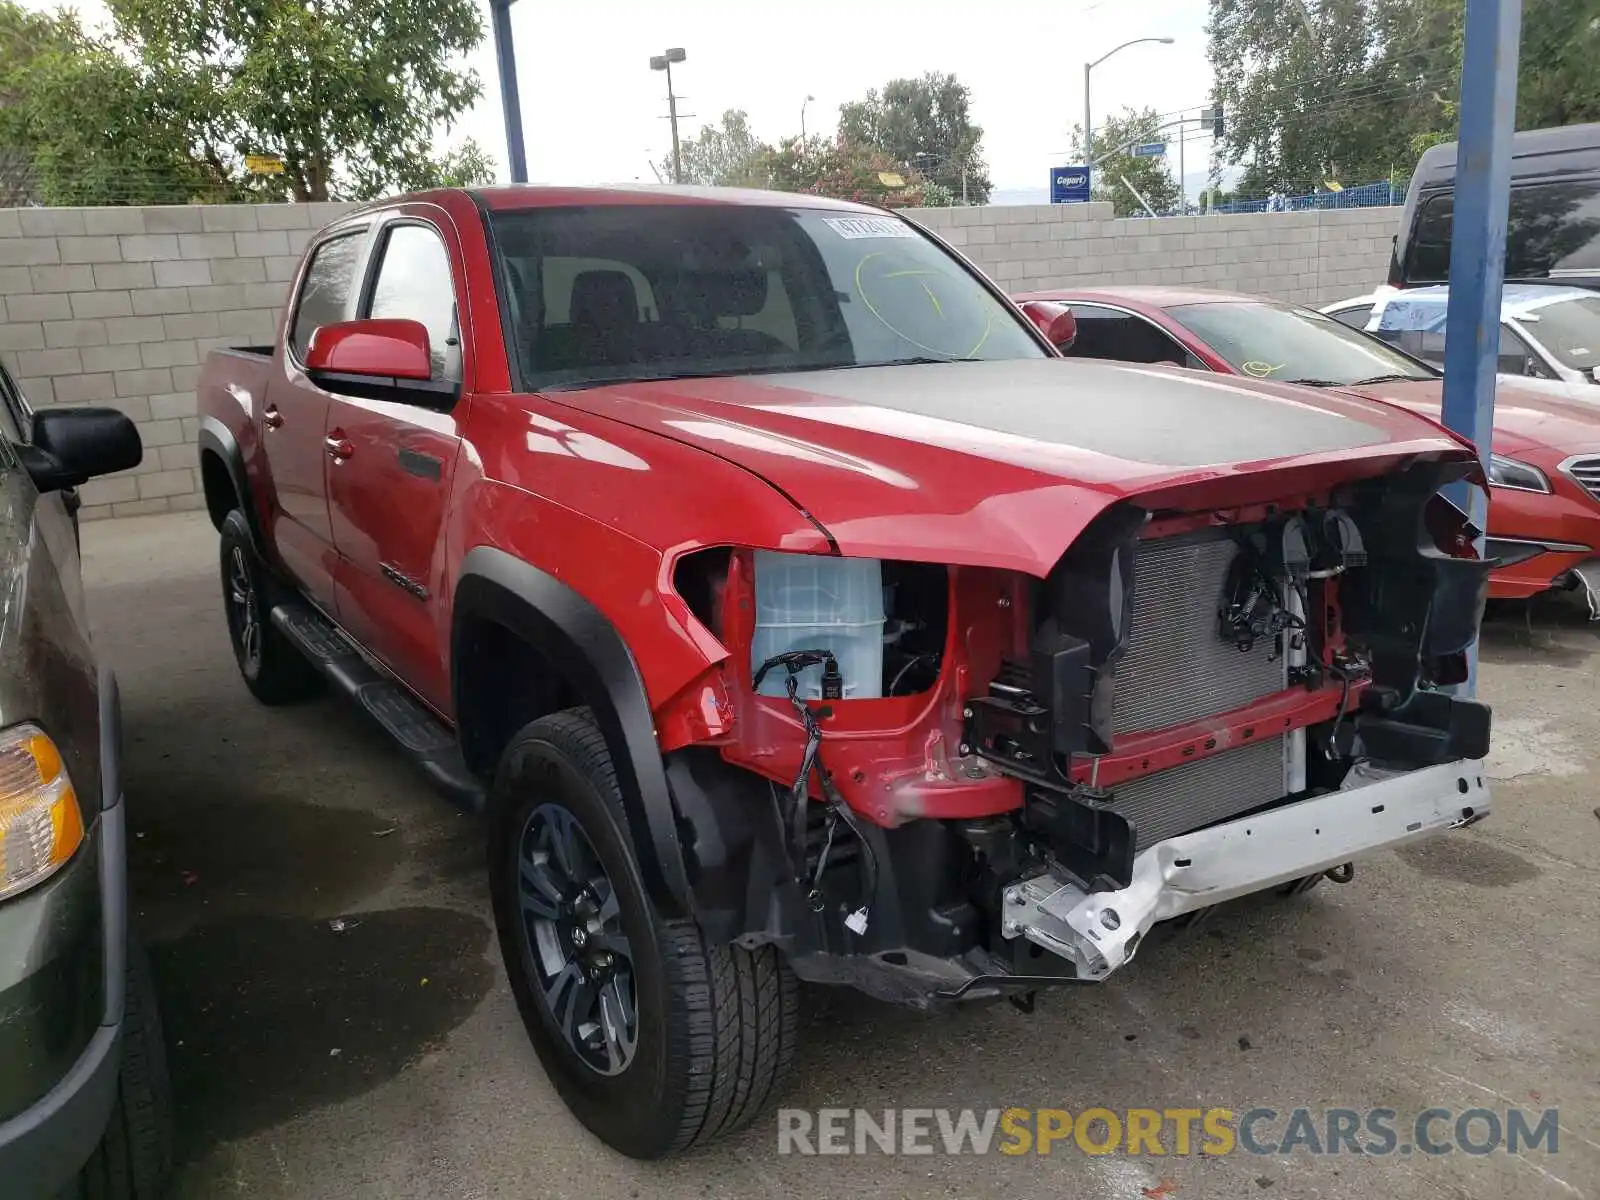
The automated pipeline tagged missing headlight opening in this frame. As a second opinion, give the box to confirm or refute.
[663,460,1491,1007]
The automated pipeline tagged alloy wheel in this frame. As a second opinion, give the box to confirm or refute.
[517,803,639,1076]
[227,546,261,671]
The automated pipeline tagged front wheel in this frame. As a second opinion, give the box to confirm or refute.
[488,709,799,1158]
[57,937,173,1199]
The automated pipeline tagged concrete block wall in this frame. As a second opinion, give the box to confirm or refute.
[903,201,1399,307]
[0,202,357,519]
[1,200,1398,521]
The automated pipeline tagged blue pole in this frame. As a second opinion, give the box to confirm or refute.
[1439,0,1522,695]
[491,0,528,183]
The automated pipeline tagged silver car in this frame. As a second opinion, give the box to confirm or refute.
[1324,283,1600,400]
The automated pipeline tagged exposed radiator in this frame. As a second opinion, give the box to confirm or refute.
[1113,529,1286,735]
[1107,528,1295,850]
[1115,736,1289,850]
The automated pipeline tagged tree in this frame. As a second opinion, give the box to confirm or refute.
[1208,0,1421,198]
[1207,0,1600,200]
[108,0,488,201]
[1516,0,1600,130]
[665,109,771,187]
[1068,107,1183,216]
[837,72,991,203]
[0,1,202,205]
[761,135,929,207]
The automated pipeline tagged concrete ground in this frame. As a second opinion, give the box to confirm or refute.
[83,512,1596,1200]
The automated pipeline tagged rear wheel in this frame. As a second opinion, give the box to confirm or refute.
[488,709,799,1158]
[219,510,320,705]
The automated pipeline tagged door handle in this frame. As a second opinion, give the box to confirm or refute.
[263,404,283,430]
[324,433,354,461]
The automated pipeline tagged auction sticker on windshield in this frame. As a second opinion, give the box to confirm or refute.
[824,216,917,240]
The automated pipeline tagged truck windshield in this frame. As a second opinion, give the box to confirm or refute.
[1166,300,1436,386]
[488,204,1046,390]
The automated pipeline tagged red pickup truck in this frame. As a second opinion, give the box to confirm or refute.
[196,186,1493,1158]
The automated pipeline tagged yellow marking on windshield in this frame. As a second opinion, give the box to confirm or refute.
[1241,360,1285,378]
[920,280,945,318]
[965,315,993,359]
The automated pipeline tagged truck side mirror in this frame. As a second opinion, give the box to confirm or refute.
[305,318,433,382]
[22,407,143,493]
[1018,300,1078,351]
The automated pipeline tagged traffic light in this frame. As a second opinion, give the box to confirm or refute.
[1201,105,1225,139]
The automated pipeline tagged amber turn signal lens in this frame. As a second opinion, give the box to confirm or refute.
[0,724,85,902]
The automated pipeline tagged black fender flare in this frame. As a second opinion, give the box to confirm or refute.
[196,415,265,552]
[452,546,692,917]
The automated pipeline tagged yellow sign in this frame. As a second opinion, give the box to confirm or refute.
[877,171,906,188]
[1323,180,1344,192]
[245,154,285,176]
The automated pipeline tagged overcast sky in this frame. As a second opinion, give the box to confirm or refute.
[25,0,1218,192]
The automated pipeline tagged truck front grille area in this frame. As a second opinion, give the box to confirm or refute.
[1106,528,1293,850]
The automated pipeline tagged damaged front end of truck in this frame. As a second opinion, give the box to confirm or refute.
[659,451,1494,1008]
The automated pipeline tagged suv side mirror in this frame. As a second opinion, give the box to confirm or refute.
[304,318,456,406]
[22,407,143,493]
[1591,366,1600,386]
[1018,300,1078,351]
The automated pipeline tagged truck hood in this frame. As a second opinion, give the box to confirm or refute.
[551,358,1472,575]
[1339,377,1600,459]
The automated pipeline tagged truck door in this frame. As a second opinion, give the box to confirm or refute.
[326,216,466,712]
[264,228,370,602]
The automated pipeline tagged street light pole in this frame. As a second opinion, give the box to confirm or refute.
[650,48,688,184]
[489,0,527,183]
[801,94,815,141]
[1083,36,1175,171]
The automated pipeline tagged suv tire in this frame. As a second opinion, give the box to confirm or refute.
[219,510,320,705]
[487,709,799,1159]
[57,936,173,1199]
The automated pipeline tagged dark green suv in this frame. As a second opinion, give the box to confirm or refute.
[0,362,172,1199]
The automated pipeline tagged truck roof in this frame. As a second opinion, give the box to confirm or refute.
[469,184,889,215]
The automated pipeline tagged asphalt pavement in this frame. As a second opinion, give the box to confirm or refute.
[83,512,1598,1200]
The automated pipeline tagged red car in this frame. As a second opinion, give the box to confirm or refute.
[197,189,1492,1158]
[1018,285,1600,602]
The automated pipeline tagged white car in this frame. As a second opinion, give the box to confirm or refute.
[1323,284,1600,401]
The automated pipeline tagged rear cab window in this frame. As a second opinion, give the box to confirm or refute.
[290,233,365,360]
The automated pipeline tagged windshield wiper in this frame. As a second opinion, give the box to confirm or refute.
[851,356,964,369]
[544,361,845,392]
[545,356,975,390]
[1283,378,1346,387]
[1349,373,1429,386]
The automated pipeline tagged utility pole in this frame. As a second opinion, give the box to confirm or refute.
[650,48,688,184]
[1177,121,1186,215]
[801,94,815,142]
[489,0,527,182]
[1084,37,1175,180]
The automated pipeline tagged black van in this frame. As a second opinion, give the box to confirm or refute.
[1389,122,1600,291]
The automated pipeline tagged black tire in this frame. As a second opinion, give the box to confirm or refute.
[488,709,799,1159]
[218,509,320,705]
[58,937,173,1200]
